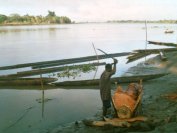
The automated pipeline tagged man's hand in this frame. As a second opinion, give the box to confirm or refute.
[113,59,118,64]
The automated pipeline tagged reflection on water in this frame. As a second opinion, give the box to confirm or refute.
[0,23,177,132]
[0,86,101,133]
[42,89,44,118]
[0,26,68,34]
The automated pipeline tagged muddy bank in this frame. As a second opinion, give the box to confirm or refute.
[50,52,177,133]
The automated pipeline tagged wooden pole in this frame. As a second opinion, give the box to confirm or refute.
[144,20,148,62]
[40,71,44,118]
[92,43,99,79]
[42,89,44,118]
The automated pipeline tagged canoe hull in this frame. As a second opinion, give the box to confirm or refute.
[53,73,168,86]
[0,78,57,86]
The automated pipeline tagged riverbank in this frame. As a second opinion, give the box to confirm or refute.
[50,51,177,133]
[0,23,75,26]
[1,20,177,26]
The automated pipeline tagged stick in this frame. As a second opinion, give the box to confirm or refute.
[144,20,148,62]
[92,43,99,62]
[97,49,115,60]
[92,43,99,79]
[40,71,45,118]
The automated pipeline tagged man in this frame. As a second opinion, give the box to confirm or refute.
[99,59,118,117]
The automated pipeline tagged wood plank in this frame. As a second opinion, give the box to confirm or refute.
[0,62,106,78]
[0,52,130,70]
[32,52,130,69]
[53,73,168,86]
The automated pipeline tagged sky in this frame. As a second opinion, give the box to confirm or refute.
[0,0,177,22]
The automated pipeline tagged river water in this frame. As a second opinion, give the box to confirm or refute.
[0,23,176,133]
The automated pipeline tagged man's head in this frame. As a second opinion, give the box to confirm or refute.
[105,64,112,72]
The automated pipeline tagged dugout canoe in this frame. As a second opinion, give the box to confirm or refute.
[53,73,168,86]
[164,30,174,34]
[0,52,130,70]
[0,77,57,86]
[83,81,147,127]
[148,41,177,47]
[126,48,177,63]
[0,62,106,78]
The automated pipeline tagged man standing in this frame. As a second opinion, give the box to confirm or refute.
[99,59,118,117]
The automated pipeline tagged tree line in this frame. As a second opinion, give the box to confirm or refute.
[107,20,177,24]
[0,11,72,25]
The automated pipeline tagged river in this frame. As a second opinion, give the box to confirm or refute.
[0,23,176,133]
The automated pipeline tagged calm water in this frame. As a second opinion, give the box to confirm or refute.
[0,23,177,132]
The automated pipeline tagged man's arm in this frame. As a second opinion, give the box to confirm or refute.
[110,59,118,75]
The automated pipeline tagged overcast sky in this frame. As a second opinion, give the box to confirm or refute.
[0,0,177,22]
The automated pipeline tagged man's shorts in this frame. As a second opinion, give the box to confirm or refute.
[103,100,111,108]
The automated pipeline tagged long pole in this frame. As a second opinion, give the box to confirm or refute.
[92,43,99,62]
[97,49,115,60]
[40,72,44,118]
[145,20,148,62]
[92,43,99,79]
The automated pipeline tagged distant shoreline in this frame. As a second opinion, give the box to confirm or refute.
[107,20,177,24]
[0,23,73,26]
[0,21,176,26]
[0,11,72,26]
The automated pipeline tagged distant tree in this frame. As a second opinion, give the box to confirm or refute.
[45,11,57,24]
[0,14,7,23]
[57,16,71,24]
[30,16,36,24]
[0,11,72,25]
[35,15,43,24]
[22,14,31,23]
[47,11,56,17]
[8,13,22,22]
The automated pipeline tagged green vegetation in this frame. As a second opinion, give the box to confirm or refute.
[107,20,177,24]
[57,64,96,79]
[0,11,72,25]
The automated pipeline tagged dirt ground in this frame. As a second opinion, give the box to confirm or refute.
[50,52,177,133]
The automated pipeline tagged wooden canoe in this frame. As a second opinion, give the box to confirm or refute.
[0,52,130,70]
[164,30,174,34]
[53,73,168,86]
[112,82,143,119]
[0,77,57,86]
[83,81,147,127]
[148,41,177,47]
[126,48,177,63]
[0,62,106,78]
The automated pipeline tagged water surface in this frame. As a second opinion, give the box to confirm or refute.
[0,23,177,132]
